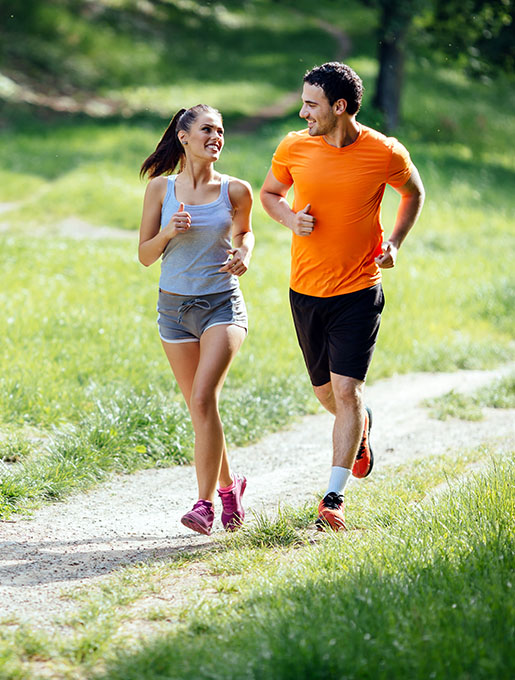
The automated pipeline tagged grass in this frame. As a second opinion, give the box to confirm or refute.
[425,372,515,420]
[99,452,515,680]
[1,446,512,679]
[2,0,339,109]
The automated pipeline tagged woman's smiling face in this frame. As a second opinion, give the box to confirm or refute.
[181,112,225,160]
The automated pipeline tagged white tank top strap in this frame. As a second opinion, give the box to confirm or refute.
[164,174,178,209]
[219,174,233,211]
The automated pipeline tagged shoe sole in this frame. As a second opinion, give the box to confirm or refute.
[223,477,247,532]
[181,516,212,536]
[353,405,374,479]
[363,405,374,478]
[315,516,346,532]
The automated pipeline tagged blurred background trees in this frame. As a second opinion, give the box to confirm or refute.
[361,0,513,129]
[0,0,513,130]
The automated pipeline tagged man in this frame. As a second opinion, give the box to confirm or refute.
[260,62,425,531]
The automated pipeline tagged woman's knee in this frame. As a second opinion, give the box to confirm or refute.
[189,388,218,420]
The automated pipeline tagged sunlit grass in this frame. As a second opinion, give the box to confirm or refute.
[3,446,511,680]
[114,81,287,118]
[96,453,514,680]
[425,372,515,420]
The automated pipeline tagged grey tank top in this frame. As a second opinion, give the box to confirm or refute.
[159,174,239,295]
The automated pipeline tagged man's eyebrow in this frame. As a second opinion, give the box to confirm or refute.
[302,99,318,105]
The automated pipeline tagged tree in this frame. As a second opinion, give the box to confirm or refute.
[360,0,427,131]
[363,0,513,130]
[428,0,514,75]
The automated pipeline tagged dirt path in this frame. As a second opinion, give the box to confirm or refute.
[1,364,514,626]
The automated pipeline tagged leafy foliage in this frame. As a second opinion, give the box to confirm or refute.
[428,0,515,74]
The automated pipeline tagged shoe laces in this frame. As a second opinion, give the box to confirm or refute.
[323,492,344,509]
[192,500,213,516]
[219,487,237,513]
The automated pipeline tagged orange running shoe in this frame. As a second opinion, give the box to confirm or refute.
[352,405,374,479]
[315,492,346,532]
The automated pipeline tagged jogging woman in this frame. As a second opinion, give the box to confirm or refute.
[139,104,254,536]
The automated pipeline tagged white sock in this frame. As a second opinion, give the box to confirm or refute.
[326,466,352,497]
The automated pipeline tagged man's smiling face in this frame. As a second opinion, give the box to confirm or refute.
[299,82,338,137]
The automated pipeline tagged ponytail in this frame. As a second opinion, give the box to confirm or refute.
[140,108,186,179]
[140,104,222,180]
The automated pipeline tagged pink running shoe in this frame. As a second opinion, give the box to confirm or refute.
[218,475,247,531]
[181,499,214,536]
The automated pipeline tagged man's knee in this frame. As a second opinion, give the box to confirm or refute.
[313,382,334,410]
[331,375,364,408]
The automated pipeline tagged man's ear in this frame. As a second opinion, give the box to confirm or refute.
[333,98,348,115]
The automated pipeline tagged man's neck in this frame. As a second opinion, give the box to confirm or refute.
[323,117,360,148]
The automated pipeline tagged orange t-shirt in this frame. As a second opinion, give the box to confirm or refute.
[271,124,413,297]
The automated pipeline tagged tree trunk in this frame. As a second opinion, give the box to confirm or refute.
[373,34,405,132]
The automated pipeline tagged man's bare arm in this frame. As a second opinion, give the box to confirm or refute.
[260,168,315,237]
[375,165,425,269]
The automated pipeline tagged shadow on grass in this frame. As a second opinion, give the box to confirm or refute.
[3,2,335,94]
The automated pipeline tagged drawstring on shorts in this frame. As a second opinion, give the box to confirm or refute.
[177,298,211,324]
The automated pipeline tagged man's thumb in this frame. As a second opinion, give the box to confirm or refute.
[303,203,311,213]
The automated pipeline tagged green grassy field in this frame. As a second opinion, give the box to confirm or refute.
[0,0,514,516]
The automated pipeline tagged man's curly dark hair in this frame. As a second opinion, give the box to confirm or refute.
[304,62,363,115]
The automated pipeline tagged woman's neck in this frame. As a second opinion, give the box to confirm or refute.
[174,159,222,205]
[180,159,217,189]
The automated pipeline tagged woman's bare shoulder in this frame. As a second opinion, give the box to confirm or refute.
[227,176,253,205]
[147,175,169,192]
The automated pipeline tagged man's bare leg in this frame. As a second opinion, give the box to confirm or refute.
[313,374,364,469]
[313,374,365,531]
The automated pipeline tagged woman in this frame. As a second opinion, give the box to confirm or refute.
[139,104,254,536]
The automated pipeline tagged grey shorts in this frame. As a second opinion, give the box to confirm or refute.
[157,288,248,343]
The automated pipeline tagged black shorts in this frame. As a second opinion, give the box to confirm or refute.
[289,284,385,386]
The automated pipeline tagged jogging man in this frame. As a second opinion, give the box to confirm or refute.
[260,62,425,531]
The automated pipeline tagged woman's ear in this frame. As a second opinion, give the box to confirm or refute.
[177,132,188,146]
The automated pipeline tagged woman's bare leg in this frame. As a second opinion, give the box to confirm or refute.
[161,325,245,501]
[161,339,200,407]
[189,324,245,501]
